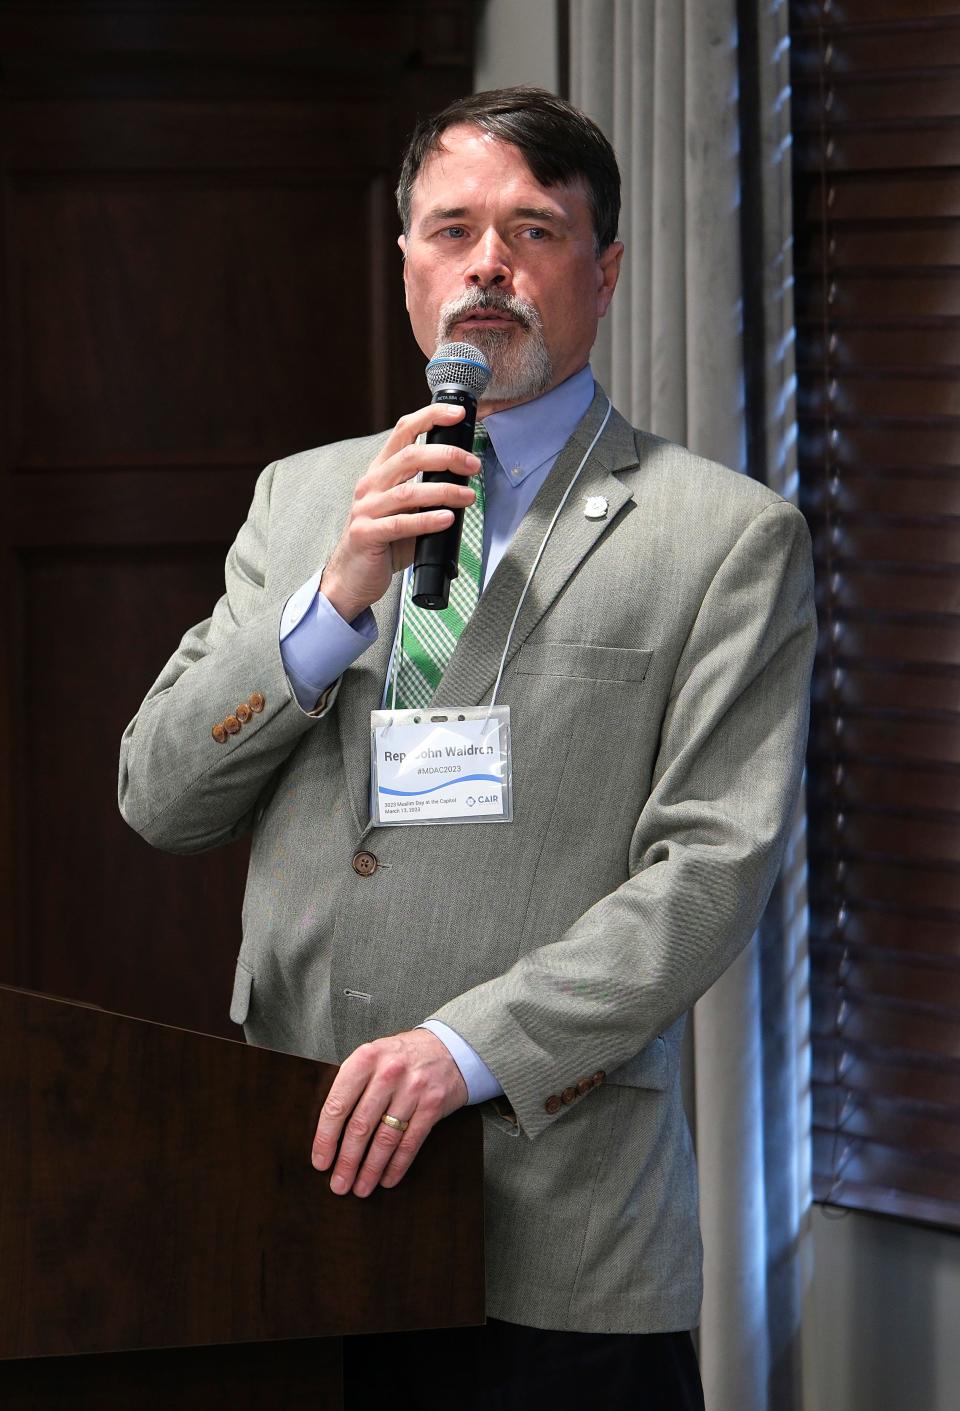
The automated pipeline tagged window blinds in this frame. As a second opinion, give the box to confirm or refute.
[789,0,960,1229]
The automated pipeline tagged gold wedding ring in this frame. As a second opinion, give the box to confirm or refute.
[380,1112,409,1133]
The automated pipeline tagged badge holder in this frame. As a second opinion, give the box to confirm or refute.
[370,705,513,827]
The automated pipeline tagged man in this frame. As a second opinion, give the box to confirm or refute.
[120,88,815,1409]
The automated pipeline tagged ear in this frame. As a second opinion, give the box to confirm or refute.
[596,240,624,319]
[398,232,410,309]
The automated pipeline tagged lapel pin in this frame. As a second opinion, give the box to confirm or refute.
[584,495,608,521]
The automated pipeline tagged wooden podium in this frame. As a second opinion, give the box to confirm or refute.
[0,985,484,1407]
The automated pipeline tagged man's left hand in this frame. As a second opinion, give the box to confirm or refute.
[311,1029,468,1197]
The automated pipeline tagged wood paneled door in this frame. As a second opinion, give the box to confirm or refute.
[0,1,475,1035]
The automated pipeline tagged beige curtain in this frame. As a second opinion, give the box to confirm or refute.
[570,4,811,1411]
[571,0,744,465]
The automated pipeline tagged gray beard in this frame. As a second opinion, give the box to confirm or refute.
[437,292,552,404]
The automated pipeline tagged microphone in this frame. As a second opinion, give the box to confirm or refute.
[412,341,492,610]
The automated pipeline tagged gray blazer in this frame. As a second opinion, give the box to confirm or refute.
[119,386,816,1334]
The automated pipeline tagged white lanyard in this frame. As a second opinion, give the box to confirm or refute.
[386,396,613,711]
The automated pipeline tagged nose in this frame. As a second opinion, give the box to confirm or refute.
[464,228,512,288]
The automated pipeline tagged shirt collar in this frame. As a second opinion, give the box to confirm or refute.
[481,364,596,488]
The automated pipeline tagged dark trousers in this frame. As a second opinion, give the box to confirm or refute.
[343,1317,705,1411]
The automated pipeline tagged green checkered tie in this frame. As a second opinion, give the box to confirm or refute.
[392,425,488,709]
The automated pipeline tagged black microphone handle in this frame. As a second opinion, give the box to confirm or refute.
[412,387,479,610]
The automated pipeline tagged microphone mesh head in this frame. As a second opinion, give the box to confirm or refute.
[426,341,492,397]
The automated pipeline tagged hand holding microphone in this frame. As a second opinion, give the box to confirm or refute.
[320,342,491,624]
[412,341,492,609]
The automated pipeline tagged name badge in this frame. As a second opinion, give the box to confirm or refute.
[370,706,512,827]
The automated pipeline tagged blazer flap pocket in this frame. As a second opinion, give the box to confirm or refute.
[606,1037,669,1090]
[607,1038,666,1089]
[516,642,652,683]
[230,960,253,1026]
[606,1018,685,1092]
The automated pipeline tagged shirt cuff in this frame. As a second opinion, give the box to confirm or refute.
[417,1020,504,1105]
[279,571,377,711]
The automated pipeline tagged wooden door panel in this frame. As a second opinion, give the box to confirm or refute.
[13,176,377,468]
[17,545,250,1032]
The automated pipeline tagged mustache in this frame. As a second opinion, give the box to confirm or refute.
[440,288,539,334]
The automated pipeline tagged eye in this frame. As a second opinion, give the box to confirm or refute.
[440,225,467,239]
[523,227,550,240]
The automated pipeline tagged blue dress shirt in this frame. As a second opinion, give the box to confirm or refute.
[278,364,596,1102]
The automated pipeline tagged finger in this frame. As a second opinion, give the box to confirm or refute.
[364,475,476,522]
[364,1117,432,1196]
[366,440,482,494]
[326,1082,401,1194]
[361,508,459,549]
[374,404,467,466]
[351,1112,427,1198]
[310,1047,377,1171]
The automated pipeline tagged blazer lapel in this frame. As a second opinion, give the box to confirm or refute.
[336,572,401,836]
[436,387,640,708]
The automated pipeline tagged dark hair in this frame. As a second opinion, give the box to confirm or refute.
[396,87,621,253]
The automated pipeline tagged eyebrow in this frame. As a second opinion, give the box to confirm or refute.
[513,206,566,224]
[418,205,568,231]
[420,207,469,226]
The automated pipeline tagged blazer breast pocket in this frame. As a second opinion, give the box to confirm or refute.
[515,642,652,683]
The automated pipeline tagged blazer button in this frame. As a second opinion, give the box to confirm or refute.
[236,702,252,724]
[561,1087,577,1105]
[544,1095,562,1115]
[352,850,378,878]
[592,1071,606,1087]
[224,715,241,735]
[248,691,266,713]
[211,722,228,744]
[577,1078,592,1096]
